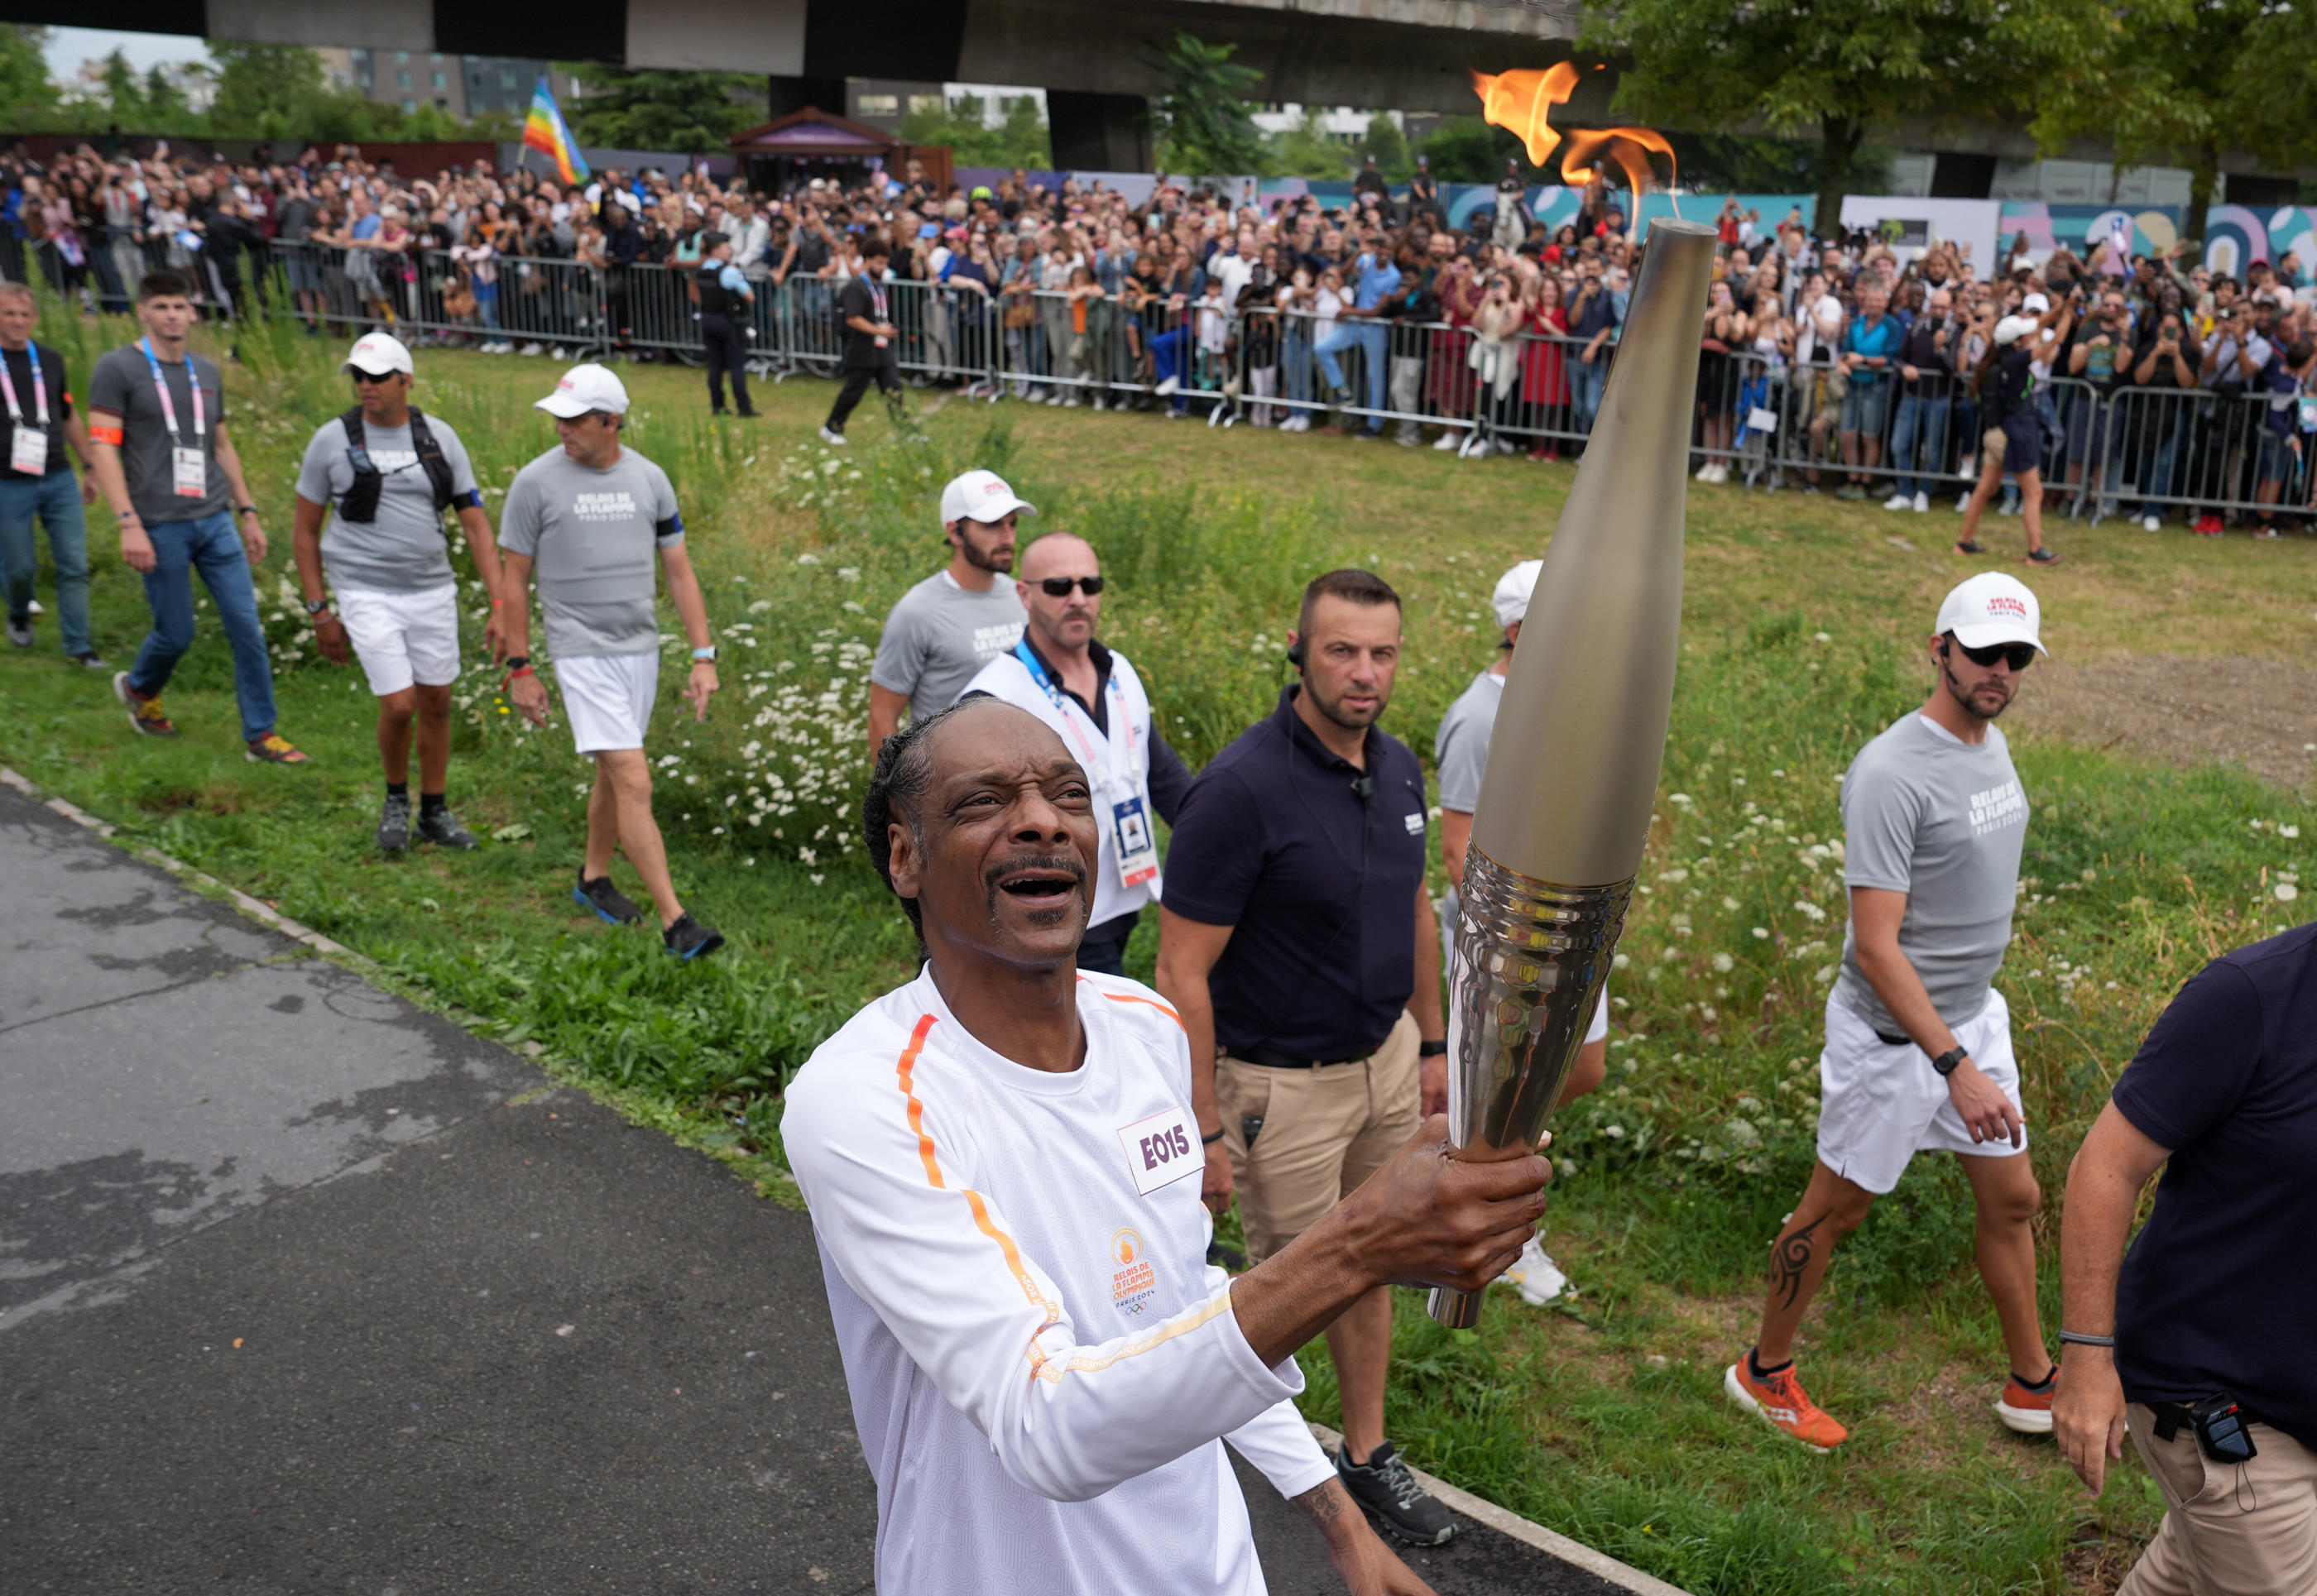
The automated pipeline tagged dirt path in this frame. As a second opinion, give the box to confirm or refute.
[2012,652,2317,791]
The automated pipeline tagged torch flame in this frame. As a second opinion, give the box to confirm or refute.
[1470,65,1676,194]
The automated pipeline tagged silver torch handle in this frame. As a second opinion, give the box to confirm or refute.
[1427,847,1632,1328]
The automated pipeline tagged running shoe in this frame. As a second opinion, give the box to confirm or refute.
[574,871,644,926]
[663,912,726,961]
[818,425,847,446]
[1336,1440,1456,1546]
[245,733,310,764]
[1500,1234,1568,1305]
[416,804,479,851]
[1725,1355,1849,1453]
[1993,1369,2057,1434]
[70,650,108,669]
[6,612,30,648]
[377,792,412,853]
[113,671,177,736]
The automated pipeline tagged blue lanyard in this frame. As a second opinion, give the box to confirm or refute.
[140,337,203,444]
[0,342,46,428]
[1013,641,1139,786]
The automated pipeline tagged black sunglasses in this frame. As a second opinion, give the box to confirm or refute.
[1950,638,2036,671]
[1039,576,1104,597]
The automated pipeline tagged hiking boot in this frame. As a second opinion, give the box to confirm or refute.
[6,612,30,648]
[114,671,178,736]
[417,803,479,851]
[1994,1368,2057,1435]
[663,912,726,961]
[1725,1354,1849,1452]
[1336,1440,1456,1546]
[575,870,645,926]
[246,732,310,764]
[377,792,413,853]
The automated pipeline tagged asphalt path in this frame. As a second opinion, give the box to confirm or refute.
[0,781,1646,1595]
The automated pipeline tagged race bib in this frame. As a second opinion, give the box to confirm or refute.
[10,426,46,474]
[1111,793,1158,890]
[172,446,206,497]
[1115,1105,1199,1196]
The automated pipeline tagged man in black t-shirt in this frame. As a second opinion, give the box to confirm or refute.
[818,237,904,446]
[2054,923,2317,1594]
[2123,308,2201,529]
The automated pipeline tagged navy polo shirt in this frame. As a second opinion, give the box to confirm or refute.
[1163,686,1428,1060]
[2111,921,2317,1450]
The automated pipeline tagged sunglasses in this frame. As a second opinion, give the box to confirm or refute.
[1950,638,2036,670]
[1039,576,1104,597]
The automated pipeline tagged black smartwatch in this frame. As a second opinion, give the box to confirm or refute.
[1931,1046,1969,1077]
[503,654,530,672]
[304,597,331,616]
[1418,1039,1448,1058]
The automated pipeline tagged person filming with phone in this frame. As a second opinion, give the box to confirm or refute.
[2052,920,2317,1594]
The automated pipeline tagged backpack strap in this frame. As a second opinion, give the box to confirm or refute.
[405,407,459,514]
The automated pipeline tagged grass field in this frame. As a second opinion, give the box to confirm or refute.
[6,312,2313,1595]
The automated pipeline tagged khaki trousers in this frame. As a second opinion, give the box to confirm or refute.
[1216,1011,1421,1263]
[2120,1405,2317,1596]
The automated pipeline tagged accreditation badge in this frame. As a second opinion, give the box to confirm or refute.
[172,446,206,496]
[1111,793,1158,889]
[10,426,46,474]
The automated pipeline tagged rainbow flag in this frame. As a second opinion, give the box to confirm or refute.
[523,78,589,185]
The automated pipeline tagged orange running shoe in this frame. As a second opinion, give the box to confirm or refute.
[1994,1369,2056,1434]
[1725,1354,1849,1453]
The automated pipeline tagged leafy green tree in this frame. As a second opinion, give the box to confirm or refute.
[209,43,353,139]
[1266,108,1351,180]
[1585,0,2065,228]
[95,49,146,125]
[897,93,1053,169]
[2031,0,2317,242]
[1147,32,1264,175]
[138,64,206,135]
[0,25,60,130]
[1358,113,1413,181]
[560,65,761,152]
[1415,115,1530,185]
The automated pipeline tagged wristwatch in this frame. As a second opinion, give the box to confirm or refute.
[1931,1046,1969,1077]
[1418,1039,1448,1058]
[304,597,332,616]
[692,645,718,663]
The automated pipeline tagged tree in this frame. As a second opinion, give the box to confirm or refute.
[1585,0,2066,230]
[897,93,1053,169]
[96,49,146,126]
[139,64,206,136]
[2032,0,2317,242]
[1266,108,1351,180]
[1358,113,1413,181]
[1147,32,1264,176]
[561,65,761,153]
[0,25,60,130]
[209,43,366,140]
[1416,115,1532,185]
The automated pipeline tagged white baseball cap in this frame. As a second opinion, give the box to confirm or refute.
[1992,314,2036,347]
[535,362,631,418]
[939,469,1037,528]
[343,330,412,377]
[2020,290,2051,314]
[1936,572,2046,654]
[1492,558,1542,630]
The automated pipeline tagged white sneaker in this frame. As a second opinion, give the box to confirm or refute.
[1154,376,1180,397]
[1046,391,1064,406]
[1434,429,1463,452]
[1063,394,1080,408]
[1696,461,1715,481]
[2142,514,2161,532]
[818,425,847,446]
[1956,491,1973,512]
[1883,493,1912,511]
[1500,1235,1567,1306]
[1913,491,1930,513]
[1091,397,1107,411]
[519,342,544,357]
[1710,463,1730,482]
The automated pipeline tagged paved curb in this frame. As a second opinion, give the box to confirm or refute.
[1307,1422,1696,1596]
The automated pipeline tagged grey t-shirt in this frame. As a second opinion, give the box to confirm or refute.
[1835,712,2030,1034]
[295,413,479,594]
[88,343,231,527]
[1433,667,1506,939]
[496,444,682,658]
[870,571,1026,721]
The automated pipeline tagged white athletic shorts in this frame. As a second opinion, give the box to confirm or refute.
[1815,987,2025,1195]
[556,652,659,755]
[335,583,460,697]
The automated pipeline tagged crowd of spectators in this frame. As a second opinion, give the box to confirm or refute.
[6,137,2314,528]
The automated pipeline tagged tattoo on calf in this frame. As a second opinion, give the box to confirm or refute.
[1769,1211,1830,1311]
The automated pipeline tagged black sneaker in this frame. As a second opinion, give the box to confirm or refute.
[663,913,725,961]
[377,792,412,853]
[70,650,108,669]
[417,804,479,850]
[574,871,644,926]
[1336,1440,1456,1546]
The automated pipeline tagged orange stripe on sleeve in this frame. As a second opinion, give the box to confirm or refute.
[1100,990,1184,1031]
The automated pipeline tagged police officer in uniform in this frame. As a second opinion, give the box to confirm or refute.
[696,231,758,419]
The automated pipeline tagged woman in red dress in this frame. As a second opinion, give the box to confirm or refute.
[1521,275,1571,461]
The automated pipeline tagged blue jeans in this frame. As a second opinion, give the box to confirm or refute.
[1571,353,1609,436]
[0,467,93,655]
[128,510,277,742]
[1315,323,1388,428]
[1282,328,1313,405]
[1890,394,1950,499]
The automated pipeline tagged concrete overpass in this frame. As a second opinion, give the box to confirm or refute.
[23,0,1605,169]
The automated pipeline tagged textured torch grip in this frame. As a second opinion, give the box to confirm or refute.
[1428,846,1633,1328]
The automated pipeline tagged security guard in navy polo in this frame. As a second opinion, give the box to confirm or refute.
[695,231,757,419]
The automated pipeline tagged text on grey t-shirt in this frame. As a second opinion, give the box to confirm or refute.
[294,412,479,594]
[88,343,231,527]
[870,571,1026,721]
[1835,712,2030,1035]
[496,444,682,658]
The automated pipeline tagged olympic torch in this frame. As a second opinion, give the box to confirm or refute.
[1428,219,1714,1328]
